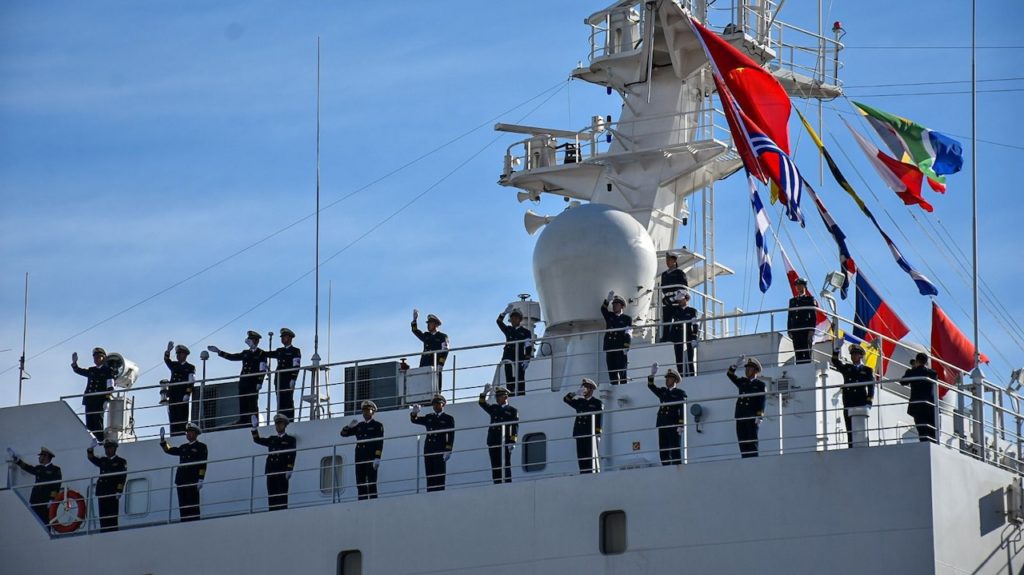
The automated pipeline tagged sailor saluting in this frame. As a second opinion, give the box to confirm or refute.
[411,310,450,393]
[159,422,208,522]
[71,347,115,441]
[208,330,268,428]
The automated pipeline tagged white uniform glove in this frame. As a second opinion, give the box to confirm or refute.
[677,426,684,436]
[508,442,516,451]
[347,419,358,429]
[250,415,259,429]
[606,291,614,302]
[503,303,514,315]
[207,345,220,354]
[159,427,166,441]
[650,363,659,377]
[71,352,78,363]
[373,459,380,470]
[443,451,452,462]
[483,383,493,396]
[6,447,16,460]
[197,479,203,490]
[732,356,744,370]
[166,341,174,353]
[90,438,99,449]
[577,386,586,396]
[412,309,419,322]
[411,404,421,415]
[292,357,301,367]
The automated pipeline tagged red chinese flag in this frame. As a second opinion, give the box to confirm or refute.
[931,302,989,397]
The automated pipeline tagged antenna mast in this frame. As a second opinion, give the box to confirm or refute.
[18,272,29,405]
[308,37,325,420]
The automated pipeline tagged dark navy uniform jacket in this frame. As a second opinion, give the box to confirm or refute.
[15,461,62,506]
[252,432,297,475]
[787,294,818,331]
[660,268,687,305]
[563,394,603,438]
[72,364,115,405]
[87,452,127,496]
[410,412,455,454]
[341,419,385,462]
[478,396,519,446]
[268,346,302,384]
[163,357,196,402]
[901,365,939,414]
[496,318,532,362]
[218,348,268,379]
[600,303,632,352]
[411,323,450,368]
[647,378,687,427]
[727,369,767,419]
[831,355,875,408]
[678,306,700,342]
[161,440,208,486]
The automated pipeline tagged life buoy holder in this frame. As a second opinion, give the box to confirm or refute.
[48,489,86,534]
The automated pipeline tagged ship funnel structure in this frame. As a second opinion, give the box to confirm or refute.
[523,210,551,235]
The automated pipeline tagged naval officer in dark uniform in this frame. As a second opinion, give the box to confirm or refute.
[601,293,632,385]
[496,305,532,396]
[267,328,302,421]
[159,422,208,522]
[163,342,196,436]
[726,357,766,458]
[87,438,127,532]
[340,400,385,500]
[71,347,115,440]
[478,384,519,484]
[411,310,450,394]
[410,394,455,492]
[251,413,296,511]
[8,446,62,526]
[787,278,819,364]
[676,292,701,377]
[563,378,603,473]
[647,364,687,465]
[901,352,940,443]
[831,344,875,448]
[659,251,688,342]
[208,330,269,428]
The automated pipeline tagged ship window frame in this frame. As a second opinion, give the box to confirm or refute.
[123,477,150,516]
[600,509,628,555]
[320,455,344,496]
[337,549,362,574]
[522,432,547,472]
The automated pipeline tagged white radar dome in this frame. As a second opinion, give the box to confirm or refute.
[533,203,657,330]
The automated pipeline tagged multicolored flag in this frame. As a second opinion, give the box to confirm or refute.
[931,302,989,397]
[779,244,831,339]
[845,119,936,212]
[749,175,773,293]
[843,332,882,374]
[854,271,910,376]
[688,17,805,226]
[852,101,963,188]
[802,182,857,298]
[796,110,938,297]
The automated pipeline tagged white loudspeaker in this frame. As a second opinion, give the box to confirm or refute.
[517,191,541,203]
[524,210,551,235]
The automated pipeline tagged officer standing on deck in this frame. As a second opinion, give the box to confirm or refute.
[163,342,196,436]
[496,305,532,396]
[660,251,688,342]
[787,278,819,364]
[831,344,875,448]
[726,357,766,458]
[901,352,940,443]
[340,401,385,500]
[478,384,519,484]
[646,364,687,465]
[563,378,603,474]
[677,292,701,377]
[71,347,115,440]
[267,328,302,421]
[411,310,450,393]
[159,422,208,522]
[601,292,633,385]
[7,446,62,526]
[251,413,296,511]
[86,438,127,532]
[410,394,455,492]
[208,331,268,428]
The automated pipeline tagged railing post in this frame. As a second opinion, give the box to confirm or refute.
[249,455,256,514]
[778,389,784,456]
[168,466,174,525]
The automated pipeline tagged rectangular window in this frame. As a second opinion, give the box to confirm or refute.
[320,455,344,496]
[338,550,362,575]
[124,478,149,515]
[600,510,627,555]
[522,432,546,473]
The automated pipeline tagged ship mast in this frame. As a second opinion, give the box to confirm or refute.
[308,37,325,419]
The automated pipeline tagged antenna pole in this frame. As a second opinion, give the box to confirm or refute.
[314,37,322,360]
[18,272,29,406]
[970,0,980,368]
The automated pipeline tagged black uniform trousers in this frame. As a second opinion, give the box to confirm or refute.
[790,329,813,364]
[575,436,597,474]
[97,490,119,532]
[276,375,297,421]
[355,460,378,500]
[30,500,50,526]
[605,351,628,386]
[424,453,446,492]
[237,375,261,427]
[657,426,682,465]
[488,445,512,484]
[176,484,201,522]
[168,400,189,437]
[909,404,937,443]
[502,361,527,396]
[84,398,106,441]
[736,417,760,458]
[266,472,289,511]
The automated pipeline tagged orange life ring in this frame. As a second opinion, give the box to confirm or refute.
[48,489,86,534]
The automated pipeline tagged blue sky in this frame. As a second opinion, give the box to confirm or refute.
[1,1,1020,419]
